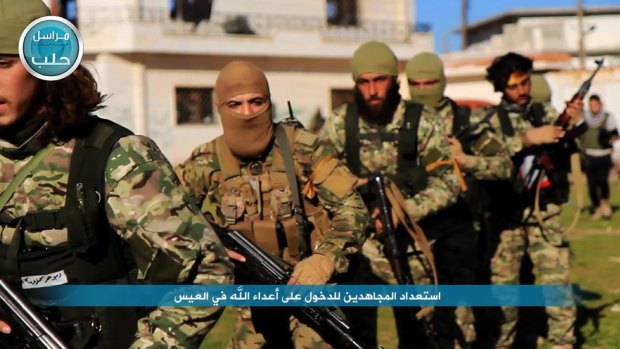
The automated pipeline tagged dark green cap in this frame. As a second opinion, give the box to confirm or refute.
[351,41,398,80]
[0,0,50,54]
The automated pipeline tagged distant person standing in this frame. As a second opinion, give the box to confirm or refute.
[580,94,618,219]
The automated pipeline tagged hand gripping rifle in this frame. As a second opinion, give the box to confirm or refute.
[212,225,377,349]
[556,58,605,131]
[522,58,605,191]
[0,279,69,349]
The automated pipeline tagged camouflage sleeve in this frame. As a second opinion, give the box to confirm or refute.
[461,108,513,180]
[503,102,560,156]
[103,135,233,349]
[405,112,460,220]
[296,129,368,273]
[318,105,347,158]
[542,101,560,124]
[174,141,219,204]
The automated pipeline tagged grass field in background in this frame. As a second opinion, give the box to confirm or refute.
[201,181,620,349]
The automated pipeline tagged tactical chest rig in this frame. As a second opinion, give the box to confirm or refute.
[344,102,425,196]
[345,101,473,241]
[213,124,330,263]
[0,118,164,348]
[345,101,470,193]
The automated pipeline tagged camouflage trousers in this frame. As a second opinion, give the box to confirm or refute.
[226,306,330,349]
[345,235,476,349]
[490,204,576,348]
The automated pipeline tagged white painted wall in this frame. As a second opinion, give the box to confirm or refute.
[466,13,620,57]
[75,0,435,163]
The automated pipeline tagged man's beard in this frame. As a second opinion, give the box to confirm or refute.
[355,82,401,126]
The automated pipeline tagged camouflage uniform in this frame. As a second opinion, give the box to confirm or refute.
[176,123,368,349]
[471,100,576,348]
[319,99,459,348]
[0,124,233,349]
[432,97,484,347]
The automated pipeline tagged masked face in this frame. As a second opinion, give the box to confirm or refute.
[408,77,445,107]
[504,72,531,106]
[0,55,40,128]
[405,52,446,107]
[215,61,274,159]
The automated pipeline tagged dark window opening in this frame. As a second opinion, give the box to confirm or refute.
[326,0,357,26]
[171,0,213,25]
[176,87,215,125]
[331,88,355,110]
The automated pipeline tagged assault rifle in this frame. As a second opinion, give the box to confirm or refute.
[521,58,604,192]
[212,225,376,349]
[556,58,605,131]
[368,173,413,285]
[0,279,69,349]
[367,174,437,348]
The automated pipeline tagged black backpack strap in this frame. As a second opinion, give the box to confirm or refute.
[344,103,362,176]
[529,102,545,127]
[496,106,515,137]
[450,100,471,136]
[65,117,133,252]
[397,102,423,172]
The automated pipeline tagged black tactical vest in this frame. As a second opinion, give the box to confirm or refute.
[0,118,144,348]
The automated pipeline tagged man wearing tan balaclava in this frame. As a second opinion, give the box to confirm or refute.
[176,61,368,349]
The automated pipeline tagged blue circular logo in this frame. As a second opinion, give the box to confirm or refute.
[18,16,83,81]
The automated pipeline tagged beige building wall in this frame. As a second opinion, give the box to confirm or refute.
[76,0,430,163]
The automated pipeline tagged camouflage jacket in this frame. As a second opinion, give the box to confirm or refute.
[319,100,459,221]
[0,124,233,349]
[474,99,559,156]
[436,97,513,181]
[175,124,368,273]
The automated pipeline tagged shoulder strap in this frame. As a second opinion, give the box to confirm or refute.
[344,103,361,176]
[529,103,545,127]
[496,106,515,137]
[214,137,242,180]
[450,100,471,136]
[275,124,311,259]
[65,117,133,251]
[397,102,423,173]
[0,143,55,211]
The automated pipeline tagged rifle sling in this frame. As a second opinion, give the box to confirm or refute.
[384,180,438,285]
[496,106,515,137]
[275,125,310,259]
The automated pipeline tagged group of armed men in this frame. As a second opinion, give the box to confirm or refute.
[176,41,585,349]
[187,44,582,349]
[0,1,595,349]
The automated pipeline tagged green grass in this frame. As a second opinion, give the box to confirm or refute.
[201,180,620,349]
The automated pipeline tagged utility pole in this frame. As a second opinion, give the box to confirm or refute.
[577,0,585,70]
[461,0,468,50]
